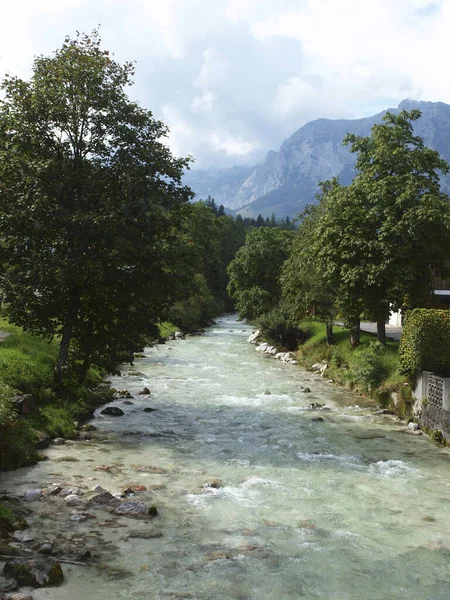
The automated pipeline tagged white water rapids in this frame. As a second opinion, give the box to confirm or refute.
[2,316,450,599]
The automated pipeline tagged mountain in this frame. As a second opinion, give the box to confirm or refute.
[185,100,450,219]
[183,165,254,210]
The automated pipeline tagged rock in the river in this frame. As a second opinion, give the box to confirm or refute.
[138,387,151,395]
[123,400,134,405]
[8,593,35,600]
[64,495,85,508]
[0,575,18,593]
[46,485,62,496]
[311,417,325,422]
[51,438,65,445]
[122,485,147,494]
[309,402,324,409]
[408,422,420,431]
[113,502,151,518]
[143,407,156,412]
[202,479,223,489]
[91,485,106,493]
[0,543,21,557]
[11,531,34,543]
[174,331,185,339]
[3,559,63,588]
[23,490,41,503]
[135,465,166,474]
[70,515,88,523]
[38,543,53,555]
[301,387,311,394]
[88,492,120,507]
[100,406,124,417]
[58,486,82,498]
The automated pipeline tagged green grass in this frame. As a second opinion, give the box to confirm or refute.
[0,317,57,399]
[0,316,109,468]
[158,321,179,338]
[297,319,411,411]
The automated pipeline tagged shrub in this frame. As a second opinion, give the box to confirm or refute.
[38,404,77,439]
[0,386,37,469]
[399,309,450,378]
[258,305,309,351]
[350,341,388,393]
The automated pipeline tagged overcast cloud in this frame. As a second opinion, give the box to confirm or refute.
[0,0,448,168]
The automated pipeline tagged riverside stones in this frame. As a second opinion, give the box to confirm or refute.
[247,330,260,344]
[0,575,18,593]
[64,495,85,507]
[3,558,63,588]
[113,502,150,517]
[138,387,151,395]
[23,490,41,503]
[100,406,124,417]
[88,492,120,507]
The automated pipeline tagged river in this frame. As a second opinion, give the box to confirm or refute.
[2,316,450,599]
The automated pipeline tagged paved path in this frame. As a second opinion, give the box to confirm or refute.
[359,322,402,341]
[336,322,402,341]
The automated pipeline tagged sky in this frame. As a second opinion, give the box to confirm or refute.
[0,0,449,169]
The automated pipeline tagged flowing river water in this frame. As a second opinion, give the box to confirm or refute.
[2,316,450,599]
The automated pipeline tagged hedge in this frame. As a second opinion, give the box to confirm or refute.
[398,309,450,378]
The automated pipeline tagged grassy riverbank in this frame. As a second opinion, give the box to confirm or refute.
[0,314,206,470]
[0,318,109,469]
[295,320,413,416]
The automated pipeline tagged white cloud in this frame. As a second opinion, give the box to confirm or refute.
[0,0,449,167]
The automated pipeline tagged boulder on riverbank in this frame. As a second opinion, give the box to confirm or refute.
[3,558,63,588]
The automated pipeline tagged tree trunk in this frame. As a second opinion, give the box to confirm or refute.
[54,296,79,388]
[78,357,91,385]
[325,318,333,345]
[349,320,360,347]
[376,313,387,345]
[55,321,74,388]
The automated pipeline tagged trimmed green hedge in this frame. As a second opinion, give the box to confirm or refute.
[399,309,450,378]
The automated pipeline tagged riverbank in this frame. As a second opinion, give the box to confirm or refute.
[251,318,423,428]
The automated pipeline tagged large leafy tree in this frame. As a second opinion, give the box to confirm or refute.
[227,227,293,321]
[0,31,192,384]
[314,110,450,344]
[281,202,337,345]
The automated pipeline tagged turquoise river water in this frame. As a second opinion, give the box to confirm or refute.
[2,316,450,599]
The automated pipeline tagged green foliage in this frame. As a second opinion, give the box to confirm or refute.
[227,227,293,321]
[169,273,220,331]
[297,320,403,399]
[296,110,450,346]
[430,429,445,445]
[257,304,309,351]
[0,332,56,399]
[0,30,192,384]
[165,201,246,331]
[350,341,388,392]
[158,322,179,339]
[398,309,450,378]
[282,203,336,325]
[37,404,77,439]
[0,386,37,469]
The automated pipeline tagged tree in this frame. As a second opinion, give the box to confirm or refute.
[0,31,192,384]
[281,203,337,345]
[227,227,293,321]
[314,110,450,345]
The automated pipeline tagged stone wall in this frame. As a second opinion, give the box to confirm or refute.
[414,371,450,442]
